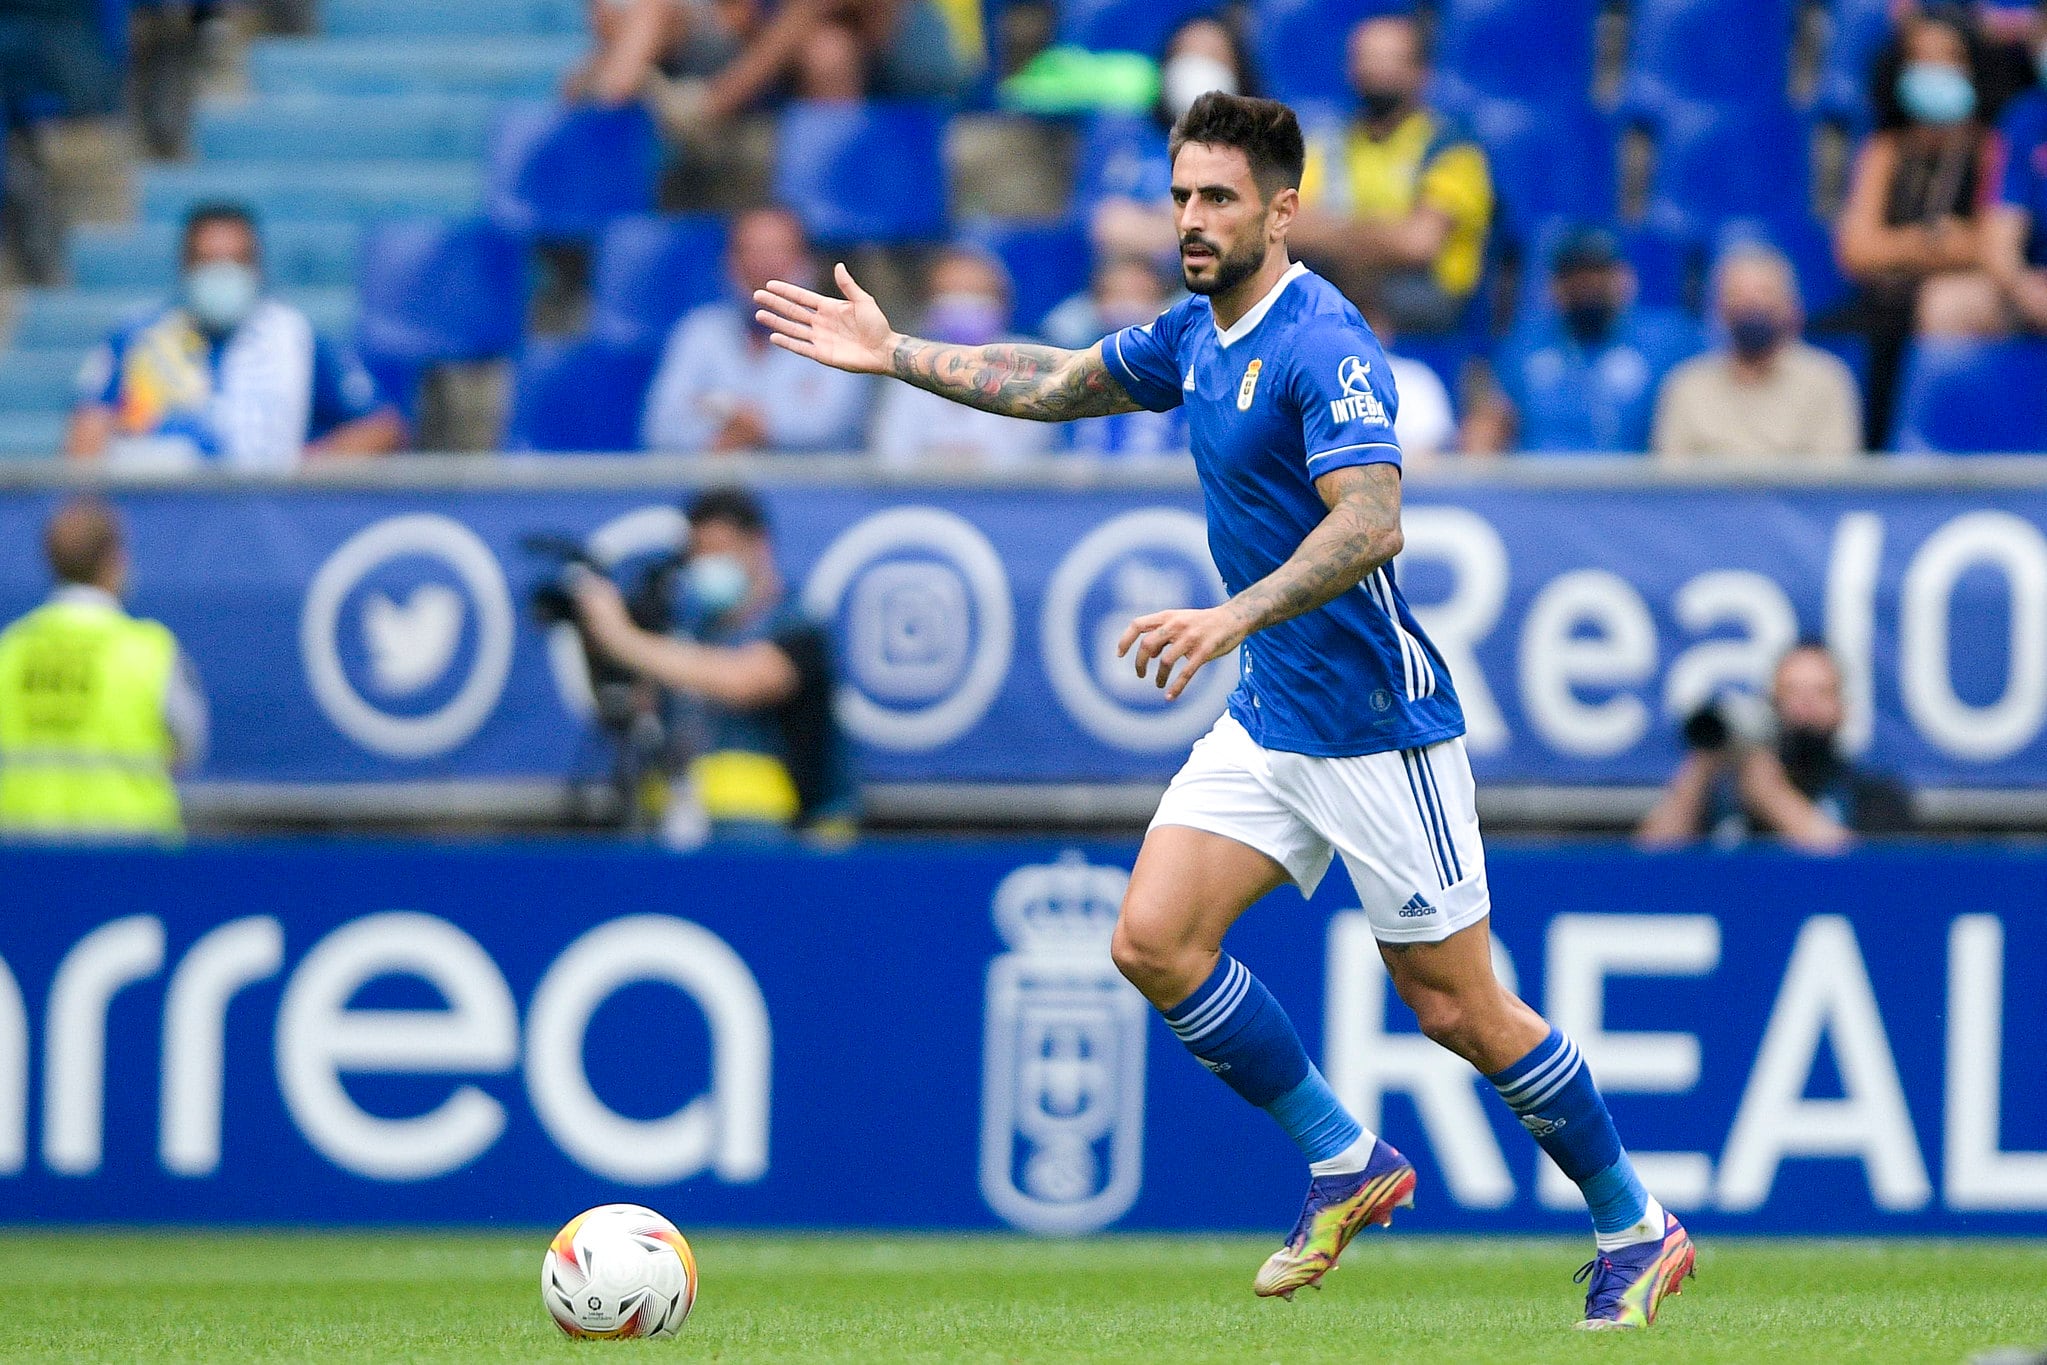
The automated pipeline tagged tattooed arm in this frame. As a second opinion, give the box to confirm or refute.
[753,263,1141,421]
[1117,463,1403,700]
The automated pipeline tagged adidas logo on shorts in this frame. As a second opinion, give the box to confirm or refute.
[1397,893,1436,919]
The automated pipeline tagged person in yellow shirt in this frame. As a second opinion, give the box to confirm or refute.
[1289,14,1494,335]
[0,498,207,839]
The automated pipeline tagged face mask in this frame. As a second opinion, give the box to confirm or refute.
[183,261,260,333]
[1897,62,1976,125]
[924,293,1007,346]
[1726,309,1785,360]
[1356,83,1408,122]
[1563,299,1617,345]
[684,553,750,618]
[1162,53,1237,121]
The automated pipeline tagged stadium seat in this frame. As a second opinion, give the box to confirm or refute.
[1815,0,1892,129]
[487,102,662,242]
[504,336,662,453]
[0,348,85,413]
[0,411,67,460]
[248,36,584,99]
[589,214,730,350]
[355,218,526,364]
[1433,0,1598,110]
[1646,102,1810,240]
[1619,0,1798,124]
[1069,111,1170,215]
[774,102,950,244]
[1893,339,2047,453]
[1253,0,1415,108]
[10,287,356,348]
[320,0,585,38]
[141,161,483,225]
[1462,96,1617,243]
[1056,0,1211,56]
[1715,214,1852,322]
[198,93,501,163]
[68,220,362,290]
[1512,215,1702,320]
[957,217,1093,337]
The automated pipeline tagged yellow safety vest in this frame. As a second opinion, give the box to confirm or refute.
[0,598,181,837]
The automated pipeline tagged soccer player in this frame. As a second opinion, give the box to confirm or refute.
[753,91,1696,1329]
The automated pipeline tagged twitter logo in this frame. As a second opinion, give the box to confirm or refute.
[361,583,465,698]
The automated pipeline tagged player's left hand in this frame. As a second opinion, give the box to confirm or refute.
[1118,605,1247,702]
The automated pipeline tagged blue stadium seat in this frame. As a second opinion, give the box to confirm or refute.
[1893,340,2047,453]
[957,217,1092,337]
[774,102,950,244]
[1620,0,1797,124]
[0,412,67,460]
[1434,0,1598,110]
[1647,102,1809,240]
[1254,0,1414,108]
[1069,111,1170,214]
[0,349,86,413]
[1514,215,1700,320]
[11,287,356,348]
[198,93,501,162]
[1815,0,1891,130]
[505,336,662,453]
[1715,213,1852,322]
[1057,0,1210,56]
[356,218,526,364]
[141,161,483,224]
[487,102,661,242]
[249,36,583,98]
[590,214,730,349]
[321,0,585,37]
[1463,96,1616,243]
[68,220,362,290]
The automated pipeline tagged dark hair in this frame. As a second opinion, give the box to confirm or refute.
[1168,91,1305,198]
[685,486,769,536]
[44,497,123,586]
[1870,3,1984,132]
[180,201,260,263]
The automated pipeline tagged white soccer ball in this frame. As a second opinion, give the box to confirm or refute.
[541,1203,698,1339]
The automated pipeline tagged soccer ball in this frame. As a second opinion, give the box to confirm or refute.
[541,1203,698,1339]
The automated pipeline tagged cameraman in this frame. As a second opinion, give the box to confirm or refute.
[1637,641,1911,854]
[570,486,854,844]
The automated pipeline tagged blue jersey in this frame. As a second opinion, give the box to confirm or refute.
[1102,262,1464,758]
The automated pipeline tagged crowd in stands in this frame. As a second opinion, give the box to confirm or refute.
[15,0,2047,465]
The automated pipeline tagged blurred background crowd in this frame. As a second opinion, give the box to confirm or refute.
[8,0,2047,464]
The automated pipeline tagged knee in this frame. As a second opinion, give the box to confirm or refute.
[1917,271,2007,337]
[796,21,864,100]
[1403,988,1475,1054]
[1110,916,1204,1006]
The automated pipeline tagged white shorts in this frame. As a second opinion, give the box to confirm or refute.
[1150,712,1491,944]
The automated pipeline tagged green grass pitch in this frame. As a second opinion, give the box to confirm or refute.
[2,1232,2042,1363]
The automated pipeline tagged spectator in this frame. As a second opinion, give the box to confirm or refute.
[65,203,405,469]
[1,0,122,282]
[1054,256,1191,458]
[1652,244,1863,463]
[1361,301,1457,460]
[872,247,1055,468]
[1638,642,1911,854]
[1984,1,2047,333]
[642,206,872,453]
[565,0,762,108]
[1086,16,1259,268]
[1289,13,1493,335]
[570,485,855,847]
[1833,4,2001,445]
[1465,226,1702,455]
[0,498,206,840]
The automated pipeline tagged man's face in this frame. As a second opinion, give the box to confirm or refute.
[689,518,771,580]
[1170,141,1286,297]
[1552,263,1626,317]
[1093,260,1168,330]
[728,211,811,298]
[1716,259,1797,338]
[1347,17,1425,112]
[1774,649,1845,737]
[184,218,259,274]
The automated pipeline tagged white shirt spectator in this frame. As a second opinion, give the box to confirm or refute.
[642,302,872,452]
[1387,352,1454,458]
[871,383,1054,468]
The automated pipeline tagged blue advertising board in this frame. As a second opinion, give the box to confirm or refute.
[0,841,2042,1234]
[0,480,2043,789]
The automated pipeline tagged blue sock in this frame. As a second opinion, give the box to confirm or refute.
[1164,955,1366,1165]
[1487,1029,1651,1237]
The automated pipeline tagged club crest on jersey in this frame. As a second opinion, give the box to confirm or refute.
[1330,355,1387,425]
[1236,358,1262,410]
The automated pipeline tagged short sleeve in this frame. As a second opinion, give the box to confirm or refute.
[1417,141,1493,231]
[307,335,384,437]
[1286,321,1402,480]
[77,339,120,407]
[1101,307,1188,413]
[1998,110,2038,209]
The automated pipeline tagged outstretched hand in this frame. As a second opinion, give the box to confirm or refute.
[753,263,897,375]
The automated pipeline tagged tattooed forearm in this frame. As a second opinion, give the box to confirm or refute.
[889,336,1142,421]
[1228,463,1404,637]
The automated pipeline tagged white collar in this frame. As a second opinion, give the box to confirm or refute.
[51,585,121,611]
[1214,261,1308,348]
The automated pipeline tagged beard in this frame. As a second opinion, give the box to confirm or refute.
[1180,232,1267,297]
